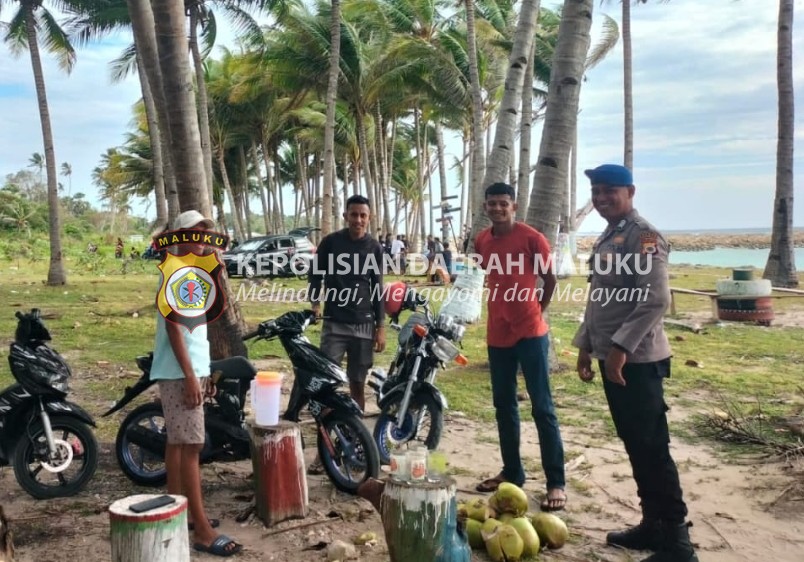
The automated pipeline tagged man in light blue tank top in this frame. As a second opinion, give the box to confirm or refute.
[153,210,242,557]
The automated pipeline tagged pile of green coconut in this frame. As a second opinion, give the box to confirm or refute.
[458,483,569,561]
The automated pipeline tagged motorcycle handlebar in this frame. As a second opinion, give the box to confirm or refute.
[242,329,261,340]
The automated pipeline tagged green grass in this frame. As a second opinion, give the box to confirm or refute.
[2,255,804,451]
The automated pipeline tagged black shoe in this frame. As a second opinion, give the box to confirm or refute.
[607,519,665,551]
[641,522,699,562]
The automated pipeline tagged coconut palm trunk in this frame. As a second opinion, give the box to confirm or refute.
[188,8,216,211]
[147,0,245,357]
[622,0,633,169]
[135,57,168,227]
[151,1,209,214]
[23,7,66,285]
[516,39,537,221]
[126,0,179,221]
[474,0,540,241]
[526,0,594,247]
[465,0,485,237]
[321,0,342,236]
[764,0,797,287]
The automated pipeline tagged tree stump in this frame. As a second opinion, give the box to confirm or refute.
[380,476,470,562]
[0,505,13,562]
[108,494,188,562]
[248,419,308,527]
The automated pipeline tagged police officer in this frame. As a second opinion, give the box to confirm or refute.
[572,164,698,562]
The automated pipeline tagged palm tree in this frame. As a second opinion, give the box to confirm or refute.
[3,0,77,285]
[764,0,797,287]
[472,0,540,240]
[28,152,44,183]
[321,0,342,236]
[60,162,72,195]
[526,0,594,247]
[464,0,485,232]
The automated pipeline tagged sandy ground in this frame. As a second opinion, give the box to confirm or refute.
[2,365,803,562]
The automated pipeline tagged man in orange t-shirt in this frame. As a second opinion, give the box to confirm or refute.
[473,182,566,511]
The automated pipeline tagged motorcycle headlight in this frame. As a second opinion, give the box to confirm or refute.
[431,335,460,363]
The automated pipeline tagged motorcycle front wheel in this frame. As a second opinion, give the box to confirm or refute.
[317,411,379,494]
[373,391,443,465]
[115,402,167,487]
[13,415,98,499]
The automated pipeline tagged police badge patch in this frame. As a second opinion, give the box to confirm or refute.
[640,231,658,255]
[154,228,228,331]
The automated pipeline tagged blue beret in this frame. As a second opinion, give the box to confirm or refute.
[584,164,633,187]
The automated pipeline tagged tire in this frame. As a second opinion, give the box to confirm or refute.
[317,411,380,494]
[373,391,443,465]
[115,402,167,487]
[13,415,98,499]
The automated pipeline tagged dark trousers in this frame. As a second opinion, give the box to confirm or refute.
[600,358,688,524]
[488,336,565,489]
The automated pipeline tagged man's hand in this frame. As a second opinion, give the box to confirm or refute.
[183,374,203,408]
[604,347,627,386]
[374,326,386,353]
[577,349,595,382]
[311,304,321,321]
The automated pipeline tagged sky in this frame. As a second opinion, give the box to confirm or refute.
[0,0,802,235]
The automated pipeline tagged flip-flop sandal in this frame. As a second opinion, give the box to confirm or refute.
[475,474,507,493]
[188,517,220,531]
[540,490,567,512]
[193,534,242,557]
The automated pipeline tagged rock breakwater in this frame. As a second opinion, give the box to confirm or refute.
[575,231,804,252]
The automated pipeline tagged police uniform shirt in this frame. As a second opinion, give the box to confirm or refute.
[572,209,672,363]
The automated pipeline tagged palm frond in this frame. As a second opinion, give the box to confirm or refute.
[4,7,29,54]
[585,13,619,71]
[39,8,77,73]
[109,43,138,82]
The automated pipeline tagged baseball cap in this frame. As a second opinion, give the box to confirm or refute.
[173,210,214,230]
[584,164,633,187]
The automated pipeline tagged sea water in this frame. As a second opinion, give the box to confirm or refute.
[669,248,804,271]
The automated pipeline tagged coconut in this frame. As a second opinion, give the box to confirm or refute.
[457,501,468,521]
[481,517,502,536]
[483,524,525,562]
[492,482,529,516]
[497,513,514,525]
[509,517,541,557]
[465,518,484,550]
[531,512,569,549]
[467,498,493,522]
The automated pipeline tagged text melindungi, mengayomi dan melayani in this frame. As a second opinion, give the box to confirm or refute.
[235,252,655,306]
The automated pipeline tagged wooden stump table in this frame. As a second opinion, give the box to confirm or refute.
[109,494,188,562]
[380,476,470,562]
[248,419,308,527]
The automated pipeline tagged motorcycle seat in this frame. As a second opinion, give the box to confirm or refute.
[210,356,256,382]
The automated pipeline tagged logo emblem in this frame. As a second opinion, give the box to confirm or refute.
[154,229,229,331]
[640,231,658,255]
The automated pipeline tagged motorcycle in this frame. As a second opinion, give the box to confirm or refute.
[103,353,257,487]
[106,309,379,494]
[368,284,468,464]
[2,309,98,499]
[244,310,380,493]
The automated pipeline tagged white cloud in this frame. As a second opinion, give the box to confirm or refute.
[1,0,803,233]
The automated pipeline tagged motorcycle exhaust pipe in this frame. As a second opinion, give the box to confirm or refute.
[125,425,167,458]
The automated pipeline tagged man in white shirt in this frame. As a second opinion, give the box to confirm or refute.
[391,235,407,275]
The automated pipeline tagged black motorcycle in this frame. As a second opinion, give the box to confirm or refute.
[2,309,98,499]
[104,353,257,487]
[245,310,380,493]
[369,286,467,464]
[106,310,379,494]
